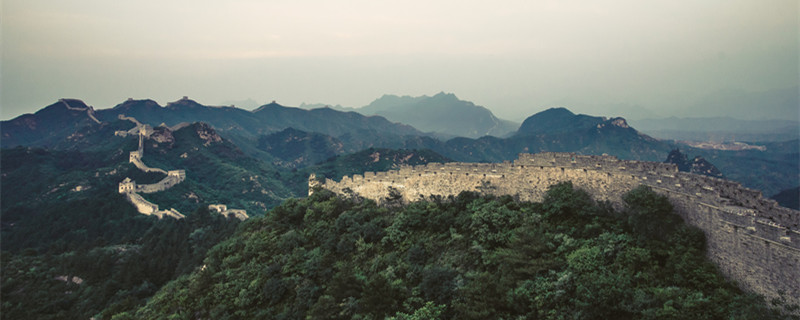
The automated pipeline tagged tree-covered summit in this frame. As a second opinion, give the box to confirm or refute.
[121,184,792,319]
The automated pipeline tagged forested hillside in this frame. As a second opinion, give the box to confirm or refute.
[118,184,791,319]
[1,202,241,320]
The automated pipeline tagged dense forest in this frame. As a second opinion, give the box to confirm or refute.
[114,184,792,319]
[1,204,240,320]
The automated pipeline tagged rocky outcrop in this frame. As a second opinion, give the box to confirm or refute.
[665,149,724,178]
[194,123,223,146]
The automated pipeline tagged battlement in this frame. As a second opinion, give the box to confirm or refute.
[315,152,800,306]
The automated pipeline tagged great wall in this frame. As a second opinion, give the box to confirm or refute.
[313,152,800,307]
[59,98,101,124]
[116,115,248,220]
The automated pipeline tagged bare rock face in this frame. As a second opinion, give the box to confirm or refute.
[150,127,175,144]
[610,117,629,128]
[691,156,724,178]
[665,149,692,172]
[195,123,222,146]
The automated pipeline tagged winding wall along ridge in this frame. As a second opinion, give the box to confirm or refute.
[116,115,247,220]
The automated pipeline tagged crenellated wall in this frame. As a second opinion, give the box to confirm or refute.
[116,115,246,220]
[316,152,800,307]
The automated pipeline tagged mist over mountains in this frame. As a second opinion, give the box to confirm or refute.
[295,91,799,143]
[629,117,800,142]
[3,94,797,198]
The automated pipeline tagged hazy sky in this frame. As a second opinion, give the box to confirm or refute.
[2,0,798,121]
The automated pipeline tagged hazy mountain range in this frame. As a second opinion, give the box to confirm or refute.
[2,96,797,197]
[629,117,799,142]
[300,93,519,139]
[357,92,519,138]
[297,92,799,142]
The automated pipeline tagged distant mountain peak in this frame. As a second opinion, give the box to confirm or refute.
[57,98,90,109]
[253,101,288,113]
[113,99,162,110]
[431,91,457,99]
[166,97,205,109]
[516,107,602,136]
[541,107,575,116]
[360,93,518,138]
[609,117,629,128]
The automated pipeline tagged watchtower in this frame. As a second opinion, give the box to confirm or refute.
[118,178,136,194]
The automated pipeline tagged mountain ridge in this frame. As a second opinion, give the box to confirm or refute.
[2,97,426,151]
[358,92,519,138]
[3,97,797,196]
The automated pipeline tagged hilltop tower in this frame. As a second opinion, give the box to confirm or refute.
[118,177,136,194]
[129,151,142,163]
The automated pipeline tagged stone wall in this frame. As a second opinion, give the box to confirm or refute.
[118,115,184,219]
[130,151,168,174]
[317,152,800,307]
[116,115,243,221]
[123,192,185,219]
[135,174,184,194]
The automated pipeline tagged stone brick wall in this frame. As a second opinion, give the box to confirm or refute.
[136,174,184,194]
[316,152,800,306]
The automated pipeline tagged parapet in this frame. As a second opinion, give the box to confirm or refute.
[318,152,798,235]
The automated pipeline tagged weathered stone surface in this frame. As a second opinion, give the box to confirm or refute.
[316,152,800,307]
